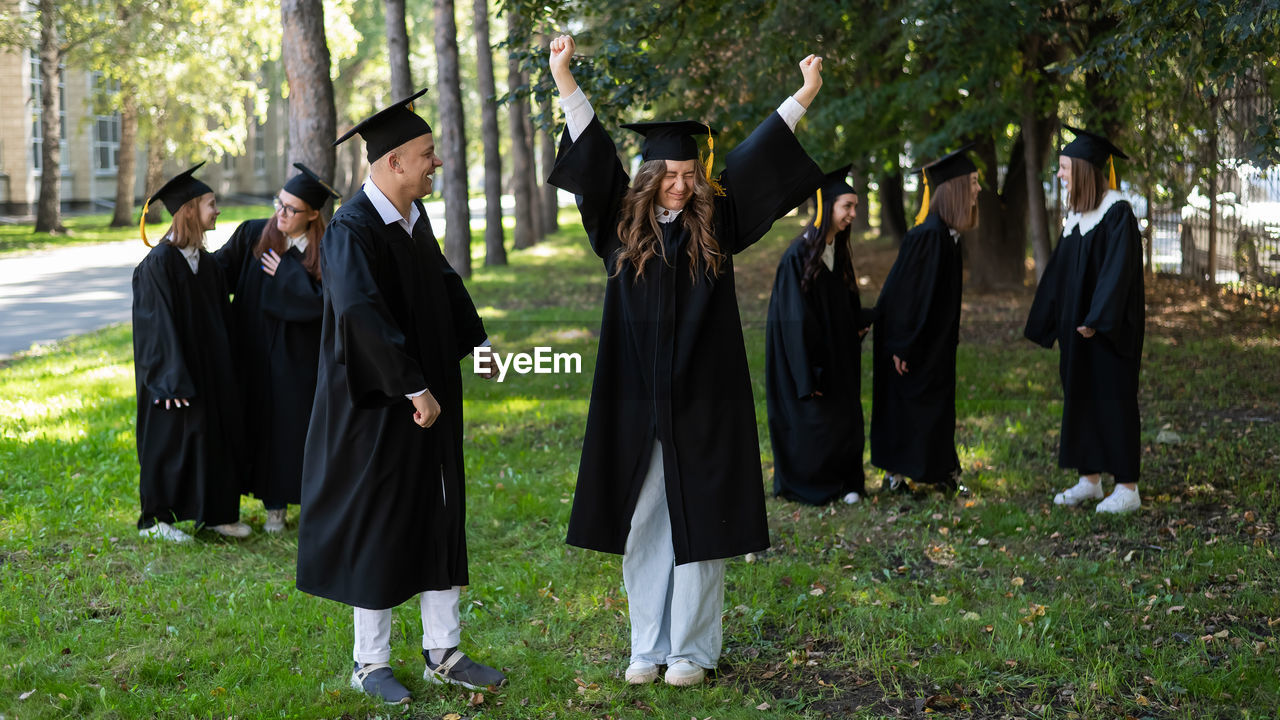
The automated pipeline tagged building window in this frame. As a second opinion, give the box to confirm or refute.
[29,50,67,174]
[253,121,266,175]
[90,72,122,174]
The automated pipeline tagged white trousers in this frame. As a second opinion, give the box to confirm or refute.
[352,587,461,665]
[622,441,726,669]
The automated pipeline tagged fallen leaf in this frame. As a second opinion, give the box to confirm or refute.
[930,594,950,605]
[19,689,35,701]
[1123,550,1135,563]
[756,702,771,710]
[1011,576,1025,587]
[1166,605,1185,615]
[469,691,485,706]
[210,687,225,697]
[444,714,463,720]
[1135,694,1150,706]
[977,538,990,546]
[962,611,980,621]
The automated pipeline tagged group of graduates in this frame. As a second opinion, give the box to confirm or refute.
[126,32,1145,704]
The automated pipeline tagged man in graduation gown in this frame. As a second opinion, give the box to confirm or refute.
[766,166,877,505]
[546,34,826,687]
[214,163,336,532]
[870,147,980,495]
[133,164,250,542]
[295,89,504,704]
[1025,126,1145,514]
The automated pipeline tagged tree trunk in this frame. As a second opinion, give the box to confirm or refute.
[110,88,139,227]
[538,92,559,235]
[1144,184,1156,278]
[878,170,907,243]
[384,0,412,100]
[850,165,872,233]
[35,0,64,234]
[282,0,337,201]
[144,133,166,224]
[508,62,536,250]
[969,135,1027,292]
[1206,88,1219,284]
[434,0,470,276]
[474,0,505,266]
[1022,78,1053,285]
[525,109,544,240]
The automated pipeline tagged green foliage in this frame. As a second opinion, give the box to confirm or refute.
[1,214,1278,718]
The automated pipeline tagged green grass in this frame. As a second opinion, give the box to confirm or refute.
[0,205,272,256]
[1,211,1278,719]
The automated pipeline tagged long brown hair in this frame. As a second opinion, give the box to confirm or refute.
[1067,158,1109,214]
[614,159,721,282]
[799,195,857,293]
[929,174,979,232]
[164,193,213,250]
[252,207,325,281]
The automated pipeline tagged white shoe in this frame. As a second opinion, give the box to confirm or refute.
[210,522,252,538]
[138,521,192,543]
[843,491,861,505]
[1096,485,1141,514]
[663,659,706,687]
[264,508,286,533]
[1053,477,1104,506]
[625,660,659,685]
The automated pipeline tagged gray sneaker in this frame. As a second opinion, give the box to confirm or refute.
[351,662,411,705]
[423,648,507,690]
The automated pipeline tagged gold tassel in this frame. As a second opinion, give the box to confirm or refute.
[702,122,726,196]
[814,188,824,230]
[1108,155,1117,190]
[140,198,153,247]
[913,175,931,227]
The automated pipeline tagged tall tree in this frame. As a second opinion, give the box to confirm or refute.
[474,0,506,265]
[435,0,471,275]
[507,58,537,249]
[384,0,412,99]
[538,90,559,234]
[282,0,337,191]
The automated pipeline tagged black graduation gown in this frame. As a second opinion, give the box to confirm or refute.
[766,233,876,504]
[1024,192,1145,479]
[295,192,487,610]
[132,242,245,528]
[213,219,322,508]
[547,112,824,564]
[869,212,963,483]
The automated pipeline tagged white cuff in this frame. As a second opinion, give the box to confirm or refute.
[406,388,427,399]
[561,87,595,142]
[777,96,806,133]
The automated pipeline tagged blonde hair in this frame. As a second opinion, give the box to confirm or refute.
[614,159,721,282]
[929,174,978,232]
[164,193,213,250]
[1067,158,1109,214]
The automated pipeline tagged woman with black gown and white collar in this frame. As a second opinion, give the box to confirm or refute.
[1025,126,1145,514]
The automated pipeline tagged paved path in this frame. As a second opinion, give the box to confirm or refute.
[0,197,515,360]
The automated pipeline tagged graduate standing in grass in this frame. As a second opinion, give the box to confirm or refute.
[295,91,503,704]
[213,164,336,534]
[546,34,825,687]
[870,147,979,497]
[765,166,876,506]
[1025,127,1145,514]
[132,164,251,542]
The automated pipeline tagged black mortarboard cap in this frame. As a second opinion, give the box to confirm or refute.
[334,88,433,163]
[283,162,341,210]
[147,162,213,214]
[1060,125,1129,167]
[820,164,856,198]
[620,120,716,163]
[919,144,978,186]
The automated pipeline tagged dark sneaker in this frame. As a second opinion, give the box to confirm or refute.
[351,662,411,705]
[423,648,507,690]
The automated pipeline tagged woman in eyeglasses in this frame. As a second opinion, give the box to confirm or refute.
[214,163,339,533]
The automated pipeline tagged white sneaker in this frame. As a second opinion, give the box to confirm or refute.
[264,508,286,533]
[843,491,861,505]
[209,522,252,538]
[625,660,659,684]
[139,521,192,543]
[663,659,706,686]
[1096,485,1141,514]
[1053,477,1104,506]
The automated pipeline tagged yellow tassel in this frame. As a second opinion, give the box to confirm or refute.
[1108,155,1117,190]
[701,123,726,197]
[814,188,824,230]
[913,175,931,227]
[140,198,153,247]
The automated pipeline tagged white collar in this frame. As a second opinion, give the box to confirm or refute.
[363,177,421,233]
[948,228,961,243]
[821,241,835,271]
[654,204,683,224]
[1064,189,1127,236]
[287,234,308,253]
